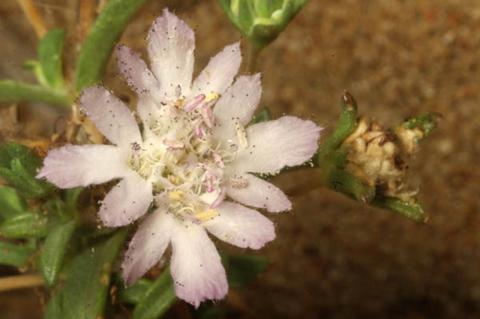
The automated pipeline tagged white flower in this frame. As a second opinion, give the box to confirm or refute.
[37,9,321,307]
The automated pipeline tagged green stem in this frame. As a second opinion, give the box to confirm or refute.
[0,80,71,108]
[245,41,262,74]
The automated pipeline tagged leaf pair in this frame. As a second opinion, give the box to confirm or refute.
[0,143,52,198]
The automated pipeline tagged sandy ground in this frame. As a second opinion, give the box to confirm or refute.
[1,0,480,318]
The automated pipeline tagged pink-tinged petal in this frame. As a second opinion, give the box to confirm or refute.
[122,208,173,285]
[99,172,153,227]
[204,201,275,249]
[147,9,194,99]
[213,74,262,141]
[37,144,126,188]
[191,42,241,96]
[226,174,291,213]
[116,45,161,99]
[79,86,141,146]
[231,116,322,174]
[170,220,227,308]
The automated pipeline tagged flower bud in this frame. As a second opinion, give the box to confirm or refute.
[219,0,308,49]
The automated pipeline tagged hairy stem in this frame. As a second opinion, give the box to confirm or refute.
[79,0,96,42]
[0,274,44,292]
[16,0,48,39]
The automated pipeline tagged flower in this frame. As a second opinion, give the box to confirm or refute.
[37,9,321,307]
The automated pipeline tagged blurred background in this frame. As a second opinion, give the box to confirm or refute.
[1,0,479,318]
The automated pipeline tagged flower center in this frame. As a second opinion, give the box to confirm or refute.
[127,95,237,222]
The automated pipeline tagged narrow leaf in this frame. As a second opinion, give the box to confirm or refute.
[40,220,77,286]
[0,186,27,219]
[118,278,153,304]
[45,229,128,319]
[0,212,49,239]
[0,143,53,198]
[0,80,70,107]
[75,0,148,90]
[373,196,427,222]
[38,29,65,89]
[0,241,35,267]
[133,269,177,319]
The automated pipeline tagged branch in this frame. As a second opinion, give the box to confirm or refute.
[0,274,44,292]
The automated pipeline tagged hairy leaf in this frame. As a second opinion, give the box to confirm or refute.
[0,186,27,220]
[0,212,49,239]
[40,220,77,286]
[45,229,128,319]
[75,0,148,90]
[133,269,176,319]
[0,241,35,267]
[38,29,66,89]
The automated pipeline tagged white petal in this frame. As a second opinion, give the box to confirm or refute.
[37,144,127,188]
[231,116,321,174]
[116,45,161,99]
[191,42,241,96]
[99,172,153,227]
[122,208,173,285]
[79,86,141,146]
[226,174,291,213]
[213,74,262,141]
[147,9,194,99]
[170,220,227,308]
[204,201,275,249]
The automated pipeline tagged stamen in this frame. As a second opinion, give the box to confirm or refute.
[184,94,206,111]
[163,139,184,150]
[195,209,219,222]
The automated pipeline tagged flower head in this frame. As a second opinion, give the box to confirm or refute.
[38,9,321,307]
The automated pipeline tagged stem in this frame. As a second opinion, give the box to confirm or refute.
[245,41,262,74]
[79,0,96,42]
[16,0,48,39]
[0,274,44,292]
[0,80,72,108]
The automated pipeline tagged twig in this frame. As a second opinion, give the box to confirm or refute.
[16,0,48,39]
[79,0,96,42]
[0,274,44,293]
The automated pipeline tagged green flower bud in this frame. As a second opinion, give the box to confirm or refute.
[219,0,308,49]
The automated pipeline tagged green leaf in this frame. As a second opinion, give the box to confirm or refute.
[0,80,70,107]
[373,196,427,222]
[225,254,268,288]
[0,186,27,219]
[38,29,66,89]
[0,212,49,239]
[40,220,77,286]
[0,241,35,267]
[326,168,375,203]
[75,0,148,90]
[118,278,153,304]
[317,92,358,163]
[0,143,53,198]
[45,229,128,319]
[402,112,440,137]
[133,269,177,319]
[251,106,271,124]
[0,143,40,172]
